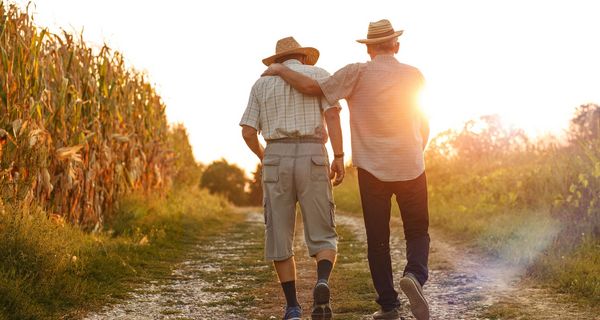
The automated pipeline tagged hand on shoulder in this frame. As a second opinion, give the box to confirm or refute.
[261,63,284,77]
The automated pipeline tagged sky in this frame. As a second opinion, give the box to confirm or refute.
[13,0,600,174]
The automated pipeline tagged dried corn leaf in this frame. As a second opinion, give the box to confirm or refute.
[56,145,83,160]
[42,168,53,193]
[12,119,22,136]
[111,134,130,142]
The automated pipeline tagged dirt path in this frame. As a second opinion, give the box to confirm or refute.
[83,215,256,320]
[336,214,600,320]
[84,210,599,319]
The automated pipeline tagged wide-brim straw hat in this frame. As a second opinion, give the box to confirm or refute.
[356,19,404,44]
[262,37,320,66]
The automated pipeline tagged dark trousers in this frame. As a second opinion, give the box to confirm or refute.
[357,168,430,310]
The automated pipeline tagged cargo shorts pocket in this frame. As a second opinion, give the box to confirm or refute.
[262,157,280,183]
[310,155,329,181]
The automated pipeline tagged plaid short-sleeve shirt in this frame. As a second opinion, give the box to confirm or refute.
[240,59,340,140]
[317,55,427,182]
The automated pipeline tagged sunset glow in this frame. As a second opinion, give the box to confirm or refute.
[15,0,600,173]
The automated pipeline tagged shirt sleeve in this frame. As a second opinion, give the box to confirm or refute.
[239,86,260,130]
[316,63,361,106]
[314,68,342,112]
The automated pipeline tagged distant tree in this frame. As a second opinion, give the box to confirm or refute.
[246,163,263,206]
[569,103,600,142]
[200,159,247,205]
[168,124,203,187]
[426,114,529,163]
[425,129,459,164]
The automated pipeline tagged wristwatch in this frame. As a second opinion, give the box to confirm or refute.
[334,152,344,159]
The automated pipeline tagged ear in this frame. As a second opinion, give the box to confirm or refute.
[394,42,400,54]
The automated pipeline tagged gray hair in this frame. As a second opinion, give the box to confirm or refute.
[368,37,398,53]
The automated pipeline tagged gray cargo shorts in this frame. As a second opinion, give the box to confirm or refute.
[262,139,338,261]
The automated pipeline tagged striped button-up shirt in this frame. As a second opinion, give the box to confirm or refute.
[240,59,340,140]
[317,55,427,181]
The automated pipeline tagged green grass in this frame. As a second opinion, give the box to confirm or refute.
[533,237,600,302]
[329,225,377,319]
[0,186,231,320]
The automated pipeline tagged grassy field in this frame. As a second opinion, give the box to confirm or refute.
[333,139,600,305]
[0,186,230,320]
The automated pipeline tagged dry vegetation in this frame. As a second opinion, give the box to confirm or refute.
[0,3,225,319]
[0,2,198,229]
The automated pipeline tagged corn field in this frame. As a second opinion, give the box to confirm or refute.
[0,2,191,229]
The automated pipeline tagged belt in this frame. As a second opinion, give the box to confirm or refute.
[266,137,324,144]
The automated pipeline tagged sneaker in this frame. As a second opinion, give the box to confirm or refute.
[399,273,429,320]
[283,305,302,320]
[311,280,332,319]
[311,304,332,320]
[372,307,401,319]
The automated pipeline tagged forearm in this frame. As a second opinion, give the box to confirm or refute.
[325,109,343,156]
[245,136,264,160]
[241,126,264,160]
[277,66,323,96]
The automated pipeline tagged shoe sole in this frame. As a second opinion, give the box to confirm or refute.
[312,282,332,319]
[372,311,401,320]
[311,304,332,320]
[399,277,429,320]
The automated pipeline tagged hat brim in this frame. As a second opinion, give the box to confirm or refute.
[356,30,404,44]
[262,47,320,66]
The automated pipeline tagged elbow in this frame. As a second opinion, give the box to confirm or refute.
[241,126,257,140]
[299,80,322,96]
[309,83,323,96]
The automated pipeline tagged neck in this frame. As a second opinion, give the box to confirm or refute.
[278,54,305,64]
[369,52,395,60]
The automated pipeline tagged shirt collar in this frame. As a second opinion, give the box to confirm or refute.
[282,59,302,66]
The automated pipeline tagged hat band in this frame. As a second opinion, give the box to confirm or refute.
[367,29,395,39]
[276,46,301,55]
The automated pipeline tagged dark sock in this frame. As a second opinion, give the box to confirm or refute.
[281,281,299,307]
[317,259,333,282]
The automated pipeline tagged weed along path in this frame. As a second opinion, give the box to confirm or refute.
[84,209,599,320]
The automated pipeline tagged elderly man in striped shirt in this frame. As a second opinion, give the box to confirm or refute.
[262,20,431,320]
[240,37,345,320]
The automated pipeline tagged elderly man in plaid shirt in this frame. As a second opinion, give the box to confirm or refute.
[240,36,345,320]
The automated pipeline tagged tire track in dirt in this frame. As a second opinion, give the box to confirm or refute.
[336,213,600,320]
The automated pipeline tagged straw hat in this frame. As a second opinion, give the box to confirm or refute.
[262,37,320,66]
[356,19,404,44]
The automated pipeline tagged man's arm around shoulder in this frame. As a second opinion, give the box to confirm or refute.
[262,63,323,96]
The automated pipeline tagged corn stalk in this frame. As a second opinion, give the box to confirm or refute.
[0,2,183,230]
